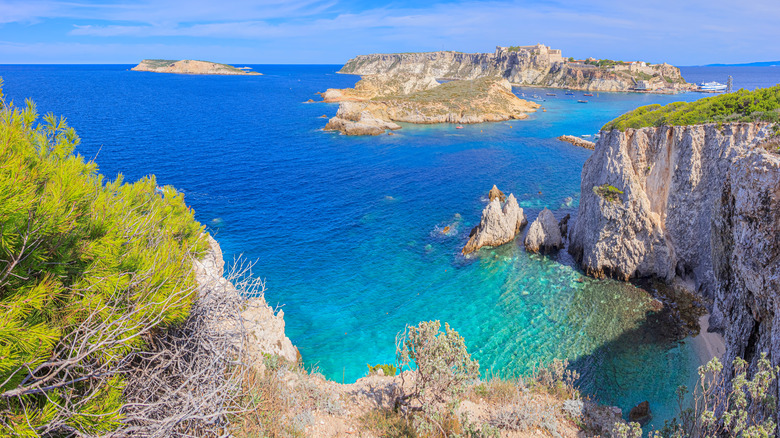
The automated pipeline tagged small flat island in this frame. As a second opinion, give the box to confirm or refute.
[131,59,261,75]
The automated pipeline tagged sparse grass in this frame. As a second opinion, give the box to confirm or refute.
[359,409,418,438]
[234,354,343,437]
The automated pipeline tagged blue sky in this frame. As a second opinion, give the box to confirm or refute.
[0,0,778,65]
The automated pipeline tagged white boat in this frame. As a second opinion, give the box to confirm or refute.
[699,81,727,91]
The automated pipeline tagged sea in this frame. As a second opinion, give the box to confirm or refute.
[0,64,777,429]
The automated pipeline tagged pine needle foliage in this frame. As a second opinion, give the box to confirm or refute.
[0,80,208,436]
[603,85,780,131]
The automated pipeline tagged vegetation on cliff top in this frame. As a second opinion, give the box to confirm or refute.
[0,80,208,435]
[603,85,780,131]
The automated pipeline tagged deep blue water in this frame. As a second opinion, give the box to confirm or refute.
[1,64,778,428]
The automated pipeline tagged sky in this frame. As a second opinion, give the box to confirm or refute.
[0,0,778,65]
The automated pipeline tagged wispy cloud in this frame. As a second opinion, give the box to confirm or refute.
[0,0,779,64]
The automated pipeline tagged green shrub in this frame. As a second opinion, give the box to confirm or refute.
[368,363,397,376]
[0,80,207,435]
[603,85,780,131]
[395,320,480,436]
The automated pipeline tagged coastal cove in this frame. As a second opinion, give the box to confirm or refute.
[0,63,777,429]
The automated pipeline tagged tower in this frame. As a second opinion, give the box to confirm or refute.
[727,75,733,93]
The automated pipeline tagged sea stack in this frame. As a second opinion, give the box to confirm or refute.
[524,208,563,253]
[462,191,526,255]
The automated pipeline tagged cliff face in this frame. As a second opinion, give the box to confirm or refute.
[569,122,780,406]
[339,48,687,92]
[131,59,261,75]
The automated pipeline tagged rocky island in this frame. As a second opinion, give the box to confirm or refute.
[131,59,261,75]
[339,44,692,93]
[323,74,539,135]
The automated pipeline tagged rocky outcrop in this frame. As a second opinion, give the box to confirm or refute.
[339,46,689,92]
[524,208,563,253]
[194,235,299,365]
[569,122,780,415]
[558,135,595,150]
[463,192,527,254]
[488,184,506,202]
[323,102,402,136]
[131,59,261,75]
[324,77,539,135]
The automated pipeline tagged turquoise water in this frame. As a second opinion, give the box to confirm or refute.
[1,64,777,428]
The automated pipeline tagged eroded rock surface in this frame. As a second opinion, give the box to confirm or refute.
[463,192,527,254]
[524,208,563,253]
[568,122,780,416]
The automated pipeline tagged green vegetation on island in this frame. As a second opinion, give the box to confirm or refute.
[603,85,780,131]
[0,80,207,435]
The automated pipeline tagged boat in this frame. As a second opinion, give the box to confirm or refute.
[455,125,463,129]
[577,100,588,103]
[699,81,727,91]
[583,93,594,96]
[565,92,575,95]
[546,93,557,96]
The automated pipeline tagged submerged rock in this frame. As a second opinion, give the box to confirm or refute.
[524,208,563,253]
[462,192,526,255]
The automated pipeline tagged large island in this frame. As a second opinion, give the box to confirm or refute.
[340,44,692,93]
[131,59,261,75]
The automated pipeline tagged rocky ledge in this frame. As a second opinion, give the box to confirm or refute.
[131,59,261,75]
[323,76,539,136]
[462,187,527,255]
[568,122,780,416]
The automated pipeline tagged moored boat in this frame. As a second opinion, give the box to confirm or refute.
[699,81,727,92]
[577,100,588,103]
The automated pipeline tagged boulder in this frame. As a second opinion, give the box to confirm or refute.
[628,401,652,425]
[462,193,526,255]
[524,208,563,253]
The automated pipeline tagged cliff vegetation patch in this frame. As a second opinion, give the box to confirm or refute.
[603,85,780,130]
[593,184,624,203]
